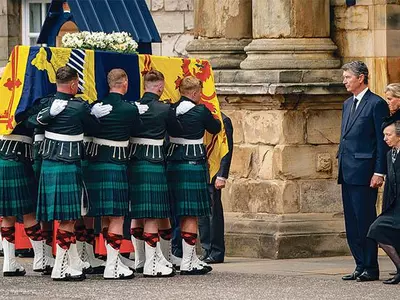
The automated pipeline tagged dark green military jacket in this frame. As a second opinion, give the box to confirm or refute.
[166,96,221,161]
[27,91,99,163]
[0,123,33,163]
[89,92,140,164]
[130,92,169,163]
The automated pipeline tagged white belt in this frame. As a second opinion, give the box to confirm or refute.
[0,134,32,144]
[45,131,83,142]
[130,137,164,146]
[83,136,93,143]
[34,134,44,142]
[170,137,204,145]
[93,138,129,147]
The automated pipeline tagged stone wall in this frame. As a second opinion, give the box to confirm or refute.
[332,0,400,96]
[146,0,194,57]
[0,0,21,66]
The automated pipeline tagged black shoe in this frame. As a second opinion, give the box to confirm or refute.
[203,257,224,264]
[3,269,26,277]
[180,267,210,275]
[342,270,362,281]
[383,274,400,285]
[199,250,210,261]
[356,271,379,282]
[16,249,34,258]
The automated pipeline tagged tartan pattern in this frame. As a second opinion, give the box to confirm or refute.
[0,159,37,217]
[181,231,197,246]
[130,227,144,240]
[37,160,84,222]
[86,163,129,217]
[42,230,53,247]
[56,229,75,250]
[129,160,170,219]
[75,224,86,242]
[107,232,123,250]
[159,228,173,240]
[167,162,211,217]
[24,223,43,241]
[143,232,159,247]
[1,226,15,243]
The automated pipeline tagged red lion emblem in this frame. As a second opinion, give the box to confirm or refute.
[175,59,217,113]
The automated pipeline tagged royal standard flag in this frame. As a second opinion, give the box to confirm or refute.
[0,46,228,180]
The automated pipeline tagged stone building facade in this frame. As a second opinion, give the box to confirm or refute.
[1,0,400,258]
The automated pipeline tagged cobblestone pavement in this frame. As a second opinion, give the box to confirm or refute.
[0,256,398,300]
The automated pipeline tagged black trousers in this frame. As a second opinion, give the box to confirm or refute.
[198,184,225,261]
[342,183,379,273]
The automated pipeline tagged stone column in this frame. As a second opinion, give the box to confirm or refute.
[241,0,340,69]
[0,0,21,67]
[186,0,252,69]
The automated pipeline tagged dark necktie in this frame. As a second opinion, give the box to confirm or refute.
[351,98,359,115]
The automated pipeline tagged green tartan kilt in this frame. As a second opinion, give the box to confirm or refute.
[86,162,129,217]
[37,160,84,222]
[32,159,42,181]
[32,142,42,180]
[166,161,211,217]
[129,160,171,219]
[81,159,89,181]
[0,159,37,217]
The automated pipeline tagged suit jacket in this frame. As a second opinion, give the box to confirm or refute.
[338,89,389,185]
[382,150,400,213]
[216,113,233,180]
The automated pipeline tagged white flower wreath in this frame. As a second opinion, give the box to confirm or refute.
[61,31,138,54]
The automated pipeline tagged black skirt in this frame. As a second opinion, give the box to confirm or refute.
[368,199,400,249]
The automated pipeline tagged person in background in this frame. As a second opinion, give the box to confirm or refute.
[198,112,233,264]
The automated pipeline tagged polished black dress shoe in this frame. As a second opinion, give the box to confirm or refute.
[342,270,362,281]
[383,273,400,284]
[356,271,379,282]
[203,256,224,264]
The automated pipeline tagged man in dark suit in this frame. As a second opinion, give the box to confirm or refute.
[198,112,233,264]
[338,61,389,282]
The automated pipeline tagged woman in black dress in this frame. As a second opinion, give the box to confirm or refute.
[368,115,400,284]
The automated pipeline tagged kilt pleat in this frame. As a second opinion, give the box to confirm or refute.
[166,161,211,217]
[86,162,129,217]
[129,160,170,219]
[37,160,83,222]
[32,159,42,181]
[0,159,37,216]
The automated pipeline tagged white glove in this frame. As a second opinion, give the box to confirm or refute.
[91,103,113,118]
[50,99,68,117]
[135,102,149,115]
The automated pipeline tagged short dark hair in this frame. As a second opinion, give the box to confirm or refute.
[342,61,369,84]
[56,66,78,84]
[144,70,164,84]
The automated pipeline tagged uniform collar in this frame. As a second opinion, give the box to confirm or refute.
[102,92,123,104]
[140,92,160,104]
[180,96,197,105]
[55,91,74,100]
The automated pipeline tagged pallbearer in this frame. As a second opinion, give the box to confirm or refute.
[32,126,55,275]
[0,120,53,276]
[85,69,140,280]
[129,70,175,277]
[28,66,111,281]
[166,76,221,275]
